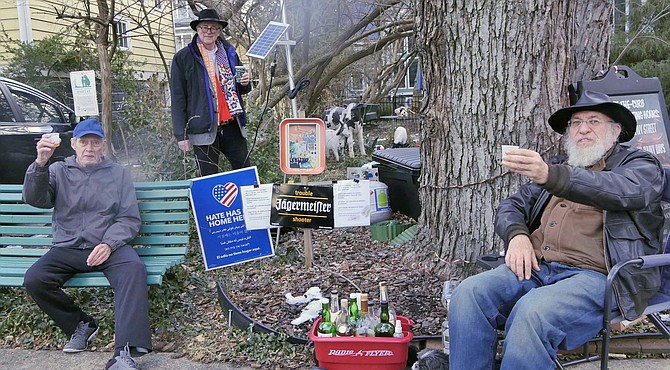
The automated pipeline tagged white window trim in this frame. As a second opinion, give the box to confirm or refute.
[115,18,132,51]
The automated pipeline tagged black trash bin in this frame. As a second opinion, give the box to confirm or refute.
[372,147,421,219]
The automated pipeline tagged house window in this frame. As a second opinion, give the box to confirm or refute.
[174,27,194,51]
[174,0,193,21]
[115,19,131,50]
[175,34,192,51]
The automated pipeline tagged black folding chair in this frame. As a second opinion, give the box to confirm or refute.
[476,167,670,370]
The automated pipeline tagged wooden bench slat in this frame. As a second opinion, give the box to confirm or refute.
[0,247,187,257]
[0,224,188,235]
[0,184,24,191]
[0,214,51,224]
[0,205,51,214]
[0,237,52,246]
[2,264,172,276]
[0,272,167,287]
[139,201,190,211]
[139,212,190,222]
[132,235,190,245]
[0,225,53,234]
[0,256,185,268]
[135,189,191,200]
[0,193,23,202]
[134,180,192,190]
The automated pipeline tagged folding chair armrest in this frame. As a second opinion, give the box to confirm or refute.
[604,258,644,326]
[639,253,670,269]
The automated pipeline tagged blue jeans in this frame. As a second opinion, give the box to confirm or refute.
[449,262,615,370]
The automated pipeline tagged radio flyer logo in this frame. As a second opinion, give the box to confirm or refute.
[212,182,238,207]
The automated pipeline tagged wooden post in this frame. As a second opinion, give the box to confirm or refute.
[295,110,314,268]
[300,174,313,268]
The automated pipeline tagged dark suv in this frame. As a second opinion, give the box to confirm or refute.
[0,77,79,184]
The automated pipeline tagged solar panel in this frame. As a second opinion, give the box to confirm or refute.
[246,21,290,60]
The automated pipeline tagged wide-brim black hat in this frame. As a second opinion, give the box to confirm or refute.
[548,90,637,142]
[190,8,228,31]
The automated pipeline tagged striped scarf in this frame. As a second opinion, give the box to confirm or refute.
[197,37,243,124]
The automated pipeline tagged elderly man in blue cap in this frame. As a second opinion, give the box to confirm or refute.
[22,118,150,370]
[448,91,665,370]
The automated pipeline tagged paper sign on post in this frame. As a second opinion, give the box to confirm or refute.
[69,70,99,117]
[240,183,274,230]
[333,180,370,228]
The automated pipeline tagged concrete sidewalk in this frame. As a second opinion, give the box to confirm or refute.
[568,358,670,369]
[0,348,255,370]
[2,347,670,369]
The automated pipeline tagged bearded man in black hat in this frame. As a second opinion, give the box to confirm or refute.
[170,8,252,176]
[448,91,665,370]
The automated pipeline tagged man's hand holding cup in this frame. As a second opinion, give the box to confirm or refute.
[35,133,60,167]
[501,145,549,185]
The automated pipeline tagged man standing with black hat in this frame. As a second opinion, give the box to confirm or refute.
[448,91,665,370]
[170,8,252,176]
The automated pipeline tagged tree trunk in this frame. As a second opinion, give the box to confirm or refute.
[407,0,612,280]
[96,0,114,158]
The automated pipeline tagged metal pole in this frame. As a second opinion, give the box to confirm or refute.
[281,0,298,118]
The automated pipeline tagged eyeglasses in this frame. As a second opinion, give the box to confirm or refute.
[568,119,614,129]
[76,138,103,148]
[197,25,222,34]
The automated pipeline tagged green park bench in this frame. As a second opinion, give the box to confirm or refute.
[0,180,191,287]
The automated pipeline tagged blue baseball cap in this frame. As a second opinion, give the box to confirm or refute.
[73,118,105,138]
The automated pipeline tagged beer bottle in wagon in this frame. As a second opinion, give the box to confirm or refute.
[317,298,336,337]
[374,300,394,337]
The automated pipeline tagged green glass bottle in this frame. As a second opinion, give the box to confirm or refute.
[374,300,394,337]
[348,293,361,325]
[317,298,336,337]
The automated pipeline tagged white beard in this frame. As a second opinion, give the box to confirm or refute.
[565,126,619,168]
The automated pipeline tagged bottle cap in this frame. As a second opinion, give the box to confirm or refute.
[349,293,357,299]
[361,293,368,300]
[321,298,329,304]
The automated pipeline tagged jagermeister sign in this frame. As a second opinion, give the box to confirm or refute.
[271,184,334,229]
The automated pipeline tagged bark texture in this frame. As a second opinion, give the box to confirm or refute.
[408,0,612,279]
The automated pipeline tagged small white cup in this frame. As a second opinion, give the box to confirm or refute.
[49,133,61,147]
[501,145,518,158]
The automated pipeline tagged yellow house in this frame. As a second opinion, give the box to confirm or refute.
[0,0,176,79]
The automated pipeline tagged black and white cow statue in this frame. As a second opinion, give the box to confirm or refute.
[324,123,350,161]
[321,102,366,159]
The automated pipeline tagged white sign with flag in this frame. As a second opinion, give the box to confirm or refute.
[69,70,99,116]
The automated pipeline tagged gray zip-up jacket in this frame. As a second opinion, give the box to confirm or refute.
[22,156,140,251]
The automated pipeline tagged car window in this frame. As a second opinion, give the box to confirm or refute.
[10,90,65,123]
[0,89,16,122]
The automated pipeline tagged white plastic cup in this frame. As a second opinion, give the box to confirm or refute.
[501,145,518,158]
[49,133,61,147]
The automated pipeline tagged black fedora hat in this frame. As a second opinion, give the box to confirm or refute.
[190,8,228,31]
[548,90,637,142]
